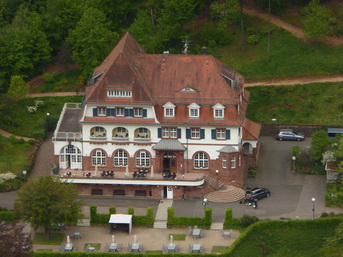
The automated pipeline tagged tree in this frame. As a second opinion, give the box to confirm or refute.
[310,130,333,161]
[0,221,32,257]
[129,9,157,52]
[302,0,332,45]
[16,176,83,240]
[67,7,118,76]
[6,75,29,102]
[210,0,240,29]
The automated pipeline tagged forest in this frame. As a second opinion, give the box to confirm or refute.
[0,0,340,96]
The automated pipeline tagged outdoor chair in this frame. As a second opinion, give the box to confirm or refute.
[162,244,167,252]
[186,226,192,235]
[188,244,193,253]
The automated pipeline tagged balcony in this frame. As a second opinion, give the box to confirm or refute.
[57,170,205,187]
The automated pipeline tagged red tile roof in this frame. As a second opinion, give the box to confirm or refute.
[242,119,261,140]
[85,32,252,127]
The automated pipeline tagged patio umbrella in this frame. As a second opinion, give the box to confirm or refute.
[111,235,115,245]
[95,164,98,177]
[125,165,129,177]
[66,235,72,247]
[134,235,138,244]
[170,235,174,244]
[150,165,154,177]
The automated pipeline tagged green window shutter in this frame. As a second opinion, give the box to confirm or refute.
[178,128,181,138]
[158,128,162,138]
[186,129,190,139]
[93,108,97,117]
[143,109,147,117]
[211,129,216,139]
[200,129,205,139]
[226,129,231,139]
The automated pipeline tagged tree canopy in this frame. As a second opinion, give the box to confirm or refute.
[16,175,83,239]
[67,7,118,76]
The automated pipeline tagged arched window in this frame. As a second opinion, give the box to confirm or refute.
[114,150,128,166]
[136,151,150,167]
[194,152,209,169]
[92,149,106,166]
[91,126,106,137]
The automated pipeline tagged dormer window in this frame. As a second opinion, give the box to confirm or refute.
[97,107,106,116]
[213,103,225,119]
[116,107,125,116]
[163,102,175,118]
[107,90,132,98]
[188,103,200,118]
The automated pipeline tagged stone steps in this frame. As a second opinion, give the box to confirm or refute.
[77,219,91,226]
[153,221,167,229]
[204,175,225,190]
[205,186,245,203]
[211,222,224,230]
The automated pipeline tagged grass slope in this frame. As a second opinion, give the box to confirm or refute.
[216,28,343,81]
[246,82,343,125]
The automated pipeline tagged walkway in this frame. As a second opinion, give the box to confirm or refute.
[153,199,173,229]
[243,7,343,47]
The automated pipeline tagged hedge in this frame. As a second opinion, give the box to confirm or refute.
[90,205,153,227]
[33,252,218,256]
[0,210,16,221]
[223,208,233,229]
[167,207,212,229]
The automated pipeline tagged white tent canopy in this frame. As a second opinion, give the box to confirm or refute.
[108,214,132,234]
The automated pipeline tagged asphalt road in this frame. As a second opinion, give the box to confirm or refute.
[0,136,326,221]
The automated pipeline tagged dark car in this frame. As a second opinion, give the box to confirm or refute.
[244,187,270,201]
[275,129,305,141]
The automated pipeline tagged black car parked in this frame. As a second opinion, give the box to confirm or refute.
[244,187,271,201]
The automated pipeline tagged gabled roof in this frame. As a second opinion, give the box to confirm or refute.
[242,119,261,140]
[85,33,244,106]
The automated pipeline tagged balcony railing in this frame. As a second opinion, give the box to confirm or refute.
[53,132,82,141]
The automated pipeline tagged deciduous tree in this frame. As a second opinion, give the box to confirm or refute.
[303,0,332,45]
[6,75,29,102]
[310,130,333,161]
[67,7,118,76]
[16,176,83,240]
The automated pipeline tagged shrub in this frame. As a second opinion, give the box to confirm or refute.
[248,35,259,45]
[292,145,300,156]
[223,208,233,229]
[0,210,16,221]
[240,214,259,227]
[248,166,256,177]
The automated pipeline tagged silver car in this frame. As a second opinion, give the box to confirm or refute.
[275,129,305,141]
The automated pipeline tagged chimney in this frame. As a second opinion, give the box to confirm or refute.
[201,46,207,55]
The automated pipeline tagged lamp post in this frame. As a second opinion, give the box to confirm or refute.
[292,156,296,171]
[216,170,219,187]
[203,198,208,211]
[311,198,316,219]
[22,170,27,182]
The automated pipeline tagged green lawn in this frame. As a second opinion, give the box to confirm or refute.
[215,27,343,81]
[33,232,65,245]
[228,219,342,257]
[0,135,34,176]
[0,96,83,138]
[246,82,343,125]
[168,234,186,241]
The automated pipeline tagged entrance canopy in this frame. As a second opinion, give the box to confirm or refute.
[108,214,132,234]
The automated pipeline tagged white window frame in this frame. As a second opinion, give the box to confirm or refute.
[107,90,132,98]
[194,152,209,169]
[231,156,236,169]
[136,151,150,167]
[216,128,226,139]
[92,150,106,166]
[116,107,125,117]
[191,128,200,139]
[222,156,227,168]
[97,107,106,116]
[134,108,143,117]
[213,103,225,119]
[114,150,128,167]
[163,102,175,118]
[162,127,177,138]
[188,103,200,118]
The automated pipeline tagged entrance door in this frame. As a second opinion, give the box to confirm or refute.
[163,152,177,173]
[59,145,82,169]
[163,186,173,199]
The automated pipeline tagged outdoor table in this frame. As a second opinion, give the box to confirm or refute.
[193,228,201,238]
[64,244,73,252]
[131,243,140,252]
[88,246,95,252]
[73,232,81,239]
[167,243,176,252]
[223,231,232,239]
[192,243,201,253]
[109,243,118,252]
